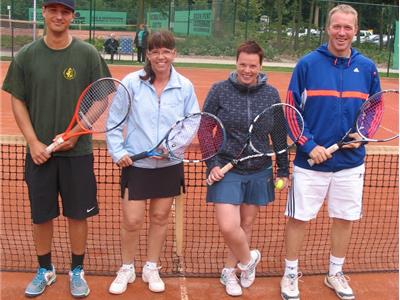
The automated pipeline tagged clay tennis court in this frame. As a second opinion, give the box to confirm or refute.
[1,62,398,299]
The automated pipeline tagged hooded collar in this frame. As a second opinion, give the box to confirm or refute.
[316,43,360,67]
[228,71,267,92]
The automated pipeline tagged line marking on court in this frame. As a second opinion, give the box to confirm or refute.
[380,125,397,134]
[180,275,189,300]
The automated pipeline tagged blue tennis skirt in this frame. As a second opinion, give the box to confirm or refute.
[206,166,275,206]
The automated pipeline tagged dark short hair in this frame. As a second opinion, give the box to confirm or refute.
[43,0,75,11]
[236,40,264,65]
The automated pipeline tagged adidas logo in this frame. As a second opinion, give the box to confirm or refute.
[353,67,360,73]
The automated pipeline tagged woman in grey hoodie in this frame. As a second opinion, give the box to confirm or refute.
[203,40,289,296]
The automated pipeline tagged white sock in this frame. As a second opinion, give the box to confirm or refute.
[237,262,248,270]
[145,261,157,269]
[329,254,345,276]
[237,252,253,270]
[284,259,298,277]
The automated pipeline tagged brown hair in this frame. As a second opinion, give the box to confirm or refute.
[140,30,176,83]
[326,4,358,29]
[236,40,264,65]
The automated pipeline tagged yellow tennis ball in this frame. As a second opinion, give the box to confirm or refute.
[275,179,284,190]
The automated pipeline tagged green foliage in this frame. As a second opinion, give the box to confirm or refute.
[176,36,239,56]
[354,43,393,65]
[92,38,106,51]
[1,34,33,49]
[175,34,394,67]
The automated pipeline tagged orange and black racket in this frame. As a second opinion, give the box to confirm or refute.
[46,77,131,153]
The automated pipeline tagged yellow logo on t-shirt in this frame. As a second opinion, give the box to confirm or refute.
[63,67,76,80]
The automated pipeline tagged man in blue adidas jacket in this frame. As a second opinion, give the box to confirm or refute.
[280,4,381,300]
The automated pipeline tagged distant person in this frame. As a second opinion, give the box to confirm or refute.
[104,33,119,63]
[280,4,381,300]
[134,24,149,63]
[2,0,111,298]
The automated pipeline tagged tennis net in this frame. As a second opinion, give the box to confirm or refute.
[0,135,398,276]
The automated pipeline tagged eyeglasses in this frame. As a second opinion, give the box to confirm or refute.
[148,49,175,57]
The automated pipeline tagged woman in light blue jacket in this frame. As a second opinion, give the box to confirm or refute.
[106,30,199,295]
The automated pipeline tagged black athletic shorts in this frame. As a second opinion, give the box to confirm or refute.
[25,154,99,224]
[120,163,185,200]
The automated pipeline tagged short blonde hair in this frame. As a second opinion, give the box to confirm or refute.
[326,4,358,29]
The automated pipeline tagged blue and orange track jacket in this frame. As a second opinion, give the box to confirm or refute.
[286,44,381,172]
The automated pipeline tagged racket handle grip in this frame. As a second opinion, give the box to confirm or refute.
[206,163,234,186]
[46,137,65,154]
[130,152,148,161]
[307,143,340,166]
[131,149,165,162]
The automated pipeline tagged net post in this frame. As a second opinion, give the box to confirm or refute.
[174,187,184,257]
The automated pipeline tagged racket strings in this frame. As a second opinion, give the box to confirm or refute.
[251,112,275,154]
[285,105,304,143]
[197,116,225,160]
[356,91,400,141]
[167,116,200,159]
[78,80,118,131]
[272,107,293,153]
[167,114,225,161]
[357,96,383,138]
[250,104,304,155]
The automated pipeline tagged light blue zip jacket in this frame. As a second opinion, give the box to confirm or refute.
[106,66,200,168]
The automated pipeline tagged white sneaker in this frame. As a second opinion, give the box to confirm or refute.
[238,249,261,288]
[109,264,136,294]
[220,268,242,296]
[280,272,302,300]
[324,272,355,300]
[142,265,165,293]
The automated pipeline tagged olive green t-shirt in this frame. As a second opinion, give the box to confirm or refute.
[2,37,111,156]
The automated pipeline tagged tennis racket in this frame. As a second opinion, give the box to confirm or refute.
[308,89,399,166]
[46,78,132,153]
[130,112,226,163]
[207,103,304,185]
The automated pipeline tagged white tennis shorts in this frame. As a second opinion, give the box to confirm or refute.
[285,164,365,221]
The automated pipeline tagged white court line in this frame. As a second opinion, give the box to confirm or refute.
[180,276,189,300]
[379,125,398,135]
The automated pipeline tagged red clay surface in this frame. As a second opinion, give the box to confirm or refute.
[1,271,398,300]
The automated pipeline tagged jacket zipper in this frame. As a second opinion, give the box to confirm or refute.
[156,94,161,168]
[247,89,251,127]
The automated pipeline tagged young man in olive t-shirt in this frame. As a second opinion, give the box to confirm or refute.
[2,0,111,298]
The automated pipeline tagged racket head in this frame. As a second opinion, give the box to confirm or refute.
[76,77,132,133]
[356,89,399,142]
[249,103,304,155]
[165,112,226,163]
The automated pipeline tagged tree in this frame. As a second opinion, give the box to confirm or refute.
[275,0,284,48]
